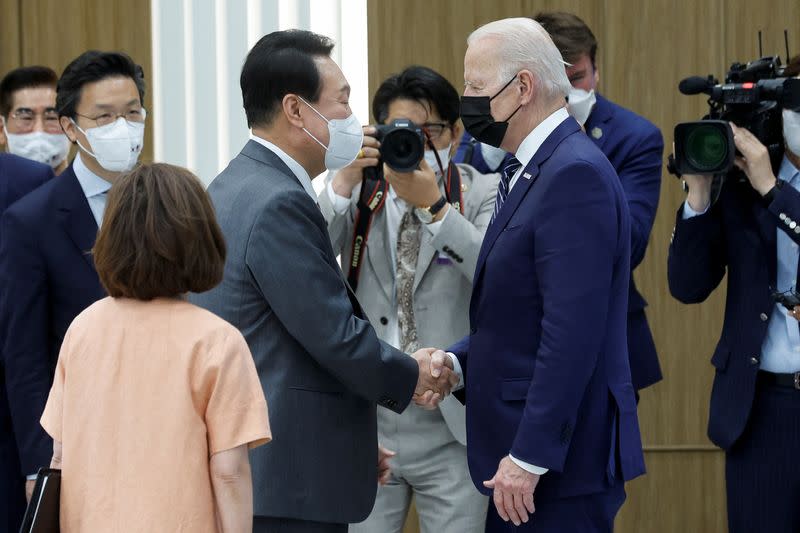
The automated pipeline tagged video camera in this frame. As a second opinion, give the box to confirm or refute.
[671,34,800,177]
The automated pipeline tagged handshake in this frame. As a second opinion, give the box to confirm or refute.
[411,348,460,409]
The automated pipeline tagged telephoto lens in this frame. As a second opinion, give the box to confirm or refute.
[373,119,426,172]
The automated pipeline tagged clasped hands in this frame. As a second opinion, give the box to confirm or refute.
[411,347,459,409]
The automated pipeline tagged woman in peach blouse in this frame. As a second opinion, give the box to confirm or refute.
[40,163,271,532]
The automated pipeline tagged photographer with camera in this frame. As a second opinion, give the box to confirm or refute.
[668,55,800,533]
[318,65,498,533]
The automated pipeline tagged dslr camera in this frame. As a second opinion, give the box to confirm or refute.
[672,55,800,176]
[371,118,426,173]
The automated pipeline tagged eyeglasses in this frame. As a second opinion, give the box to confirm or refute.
[7,109,62,134]
[75,108,147,128]
[422,122,450,141]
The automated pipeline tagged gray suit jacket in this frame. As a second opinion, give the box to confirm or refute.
[319,164,499,445]
[189,140,419,524]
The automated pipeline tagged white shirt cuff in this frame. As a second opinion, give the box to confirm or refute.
[27,474,38,480]
[326,176,353,215]
[509,455,548,475]
[423,205,451,236]
[445,352,464,391]
[682,199,709,219]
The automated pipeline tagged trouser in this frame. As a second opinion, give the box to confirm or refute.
[350,400,487,533]
[484,483,625,533]
[725,377,800,533]
[253,516,348,533]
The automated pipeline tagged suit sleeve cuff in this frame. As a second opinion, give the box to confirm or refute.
[446,352,464,391]
[423,205,451,236]
[509,455,548,475]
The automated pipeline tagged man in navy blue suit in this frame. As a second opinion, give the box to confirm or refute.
[456,12,665,398]
[668,58,800,533]
[446,18,644,532]
[0,153,52,532]
[0,50,146,504]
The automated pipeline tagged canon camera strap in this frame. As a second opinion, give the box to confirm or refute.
[346,161,465,292]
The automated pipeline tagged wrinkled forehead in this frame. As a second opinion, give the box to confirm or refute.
[464,36,503,86]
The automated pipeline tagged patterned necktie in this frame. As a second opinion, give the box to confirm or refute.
[396,207,422,353]
[491,157,522,224]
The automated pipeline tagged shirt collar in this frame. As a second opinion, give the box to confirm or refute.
[514,107,571,169]
[249,133,316,201]
[778,154,800,184]
[73,152,112,199]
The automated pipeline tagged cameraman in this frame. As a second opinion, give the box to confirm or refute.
[318,66,497,533]
[668,56,800,533]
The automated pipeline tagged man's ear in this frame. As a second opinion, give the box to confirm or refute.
[0,117,7,147]
[593,65,600,90]
[282,94,305,129]
[517,69,537,107]
[60,116,78,144]
[450,120,464,156]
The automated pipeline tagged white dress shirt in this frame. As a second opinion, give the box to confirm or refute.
[326,170,451,348]
[73,152,112,227]
[250,134,317,202]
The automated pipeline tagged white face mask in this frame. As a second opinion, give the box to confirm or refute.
[2,119,70,168]
[423,145,451,175]
[299,97,363,171]
[567,88,597,126]
[783,109,800,157]
[72,114,145,173]
[479,142,509,172]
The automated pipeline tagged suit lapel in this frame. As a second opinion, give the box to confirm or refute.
[55,166,99,272]
[365,206,395,300]
[473,119,581,284]
[585,94,614,152]
[413,228,437,293]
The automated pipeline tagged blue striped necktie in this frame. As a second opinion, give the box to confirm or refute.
[491,157,522,224]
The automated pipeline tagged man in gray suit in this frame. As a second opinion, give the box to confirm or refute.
[190,30,457,533]
[319,66,496,532]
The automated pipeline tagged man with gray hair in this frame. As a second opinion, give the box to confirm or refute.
[445,17,645,531]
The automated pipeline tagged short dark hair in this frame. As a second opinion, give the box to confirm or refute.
[534,12,598,67]
[0,66,58,117]
[93,163,226,301]
[372,65,460,126]
[56,51,146,119]
[786,54,800,77]
[240,29,335,128]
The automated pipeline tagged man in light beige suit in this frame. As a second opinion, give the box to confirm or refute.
[319,66,498,533]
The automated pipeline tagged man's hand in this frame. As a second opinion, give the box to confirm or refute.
[378,445,395,485]
[25,479,35,503]
[731,123,777,196]
[484,456,540,526]
[411,348,458,409]
[384,159,444,210]
[331,126,381,198]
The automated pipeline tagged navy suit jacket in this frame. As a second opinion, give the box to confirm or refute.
[0,163,105,477]
[0,154,53,530]
[668,177,800,450]
[450,118,645,501]
[455,94,664,391]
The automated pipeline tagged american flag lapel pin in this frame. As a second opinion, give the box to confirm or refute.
[523,172,532,180]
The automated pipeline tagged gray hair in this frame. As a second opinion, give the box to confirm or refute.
[468,17,571,101]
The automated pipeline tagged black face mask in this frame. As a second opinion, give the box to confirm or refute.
[460,75,522,148]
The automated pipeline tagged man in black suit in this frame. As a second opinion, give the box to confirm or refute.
[0,153,52,532]
[0,50,146,507]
